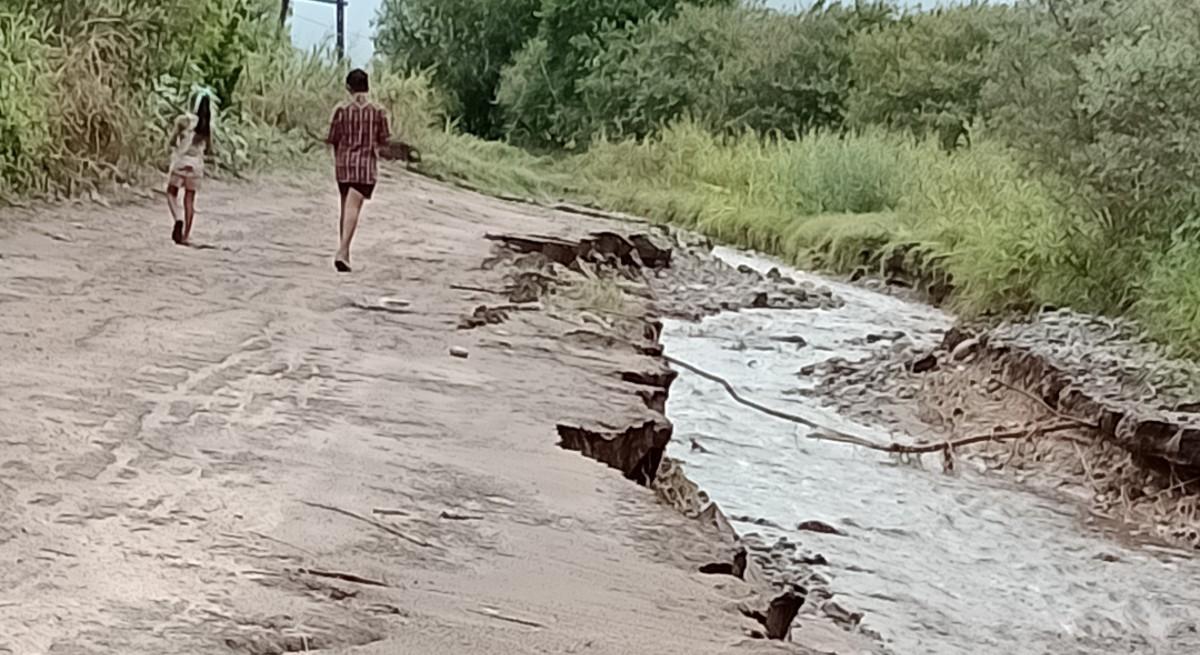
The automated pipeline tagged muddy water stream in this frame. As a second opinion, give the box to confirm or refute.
[663,248,1200,655]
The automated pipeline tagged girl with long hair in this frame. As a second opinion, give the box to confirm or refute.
[166,93,213,245]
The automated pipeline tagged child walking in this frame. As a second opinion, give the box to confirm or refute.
[167,94,213,245]
[325,68,391,272]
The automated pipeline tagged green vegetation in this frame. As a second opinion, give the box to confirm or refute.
[394,0,1200,355]
[0,0,444,199]
[5,0,1200,355]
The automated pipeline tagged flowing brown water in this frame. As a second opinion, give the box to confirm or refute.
[663,248,1200,655]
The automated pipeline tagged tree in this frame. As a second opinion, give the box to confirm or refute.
[375,0,541,138]
[498,0,736,148]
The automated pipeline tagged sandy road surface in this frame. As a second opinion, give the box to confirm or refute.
[0,172,867,654]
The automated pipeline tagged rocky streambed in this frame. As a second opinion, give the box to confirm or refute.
[659,248,1200,654]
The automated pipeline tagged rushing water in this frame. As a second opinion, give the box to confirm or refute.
[662,247,1200,655]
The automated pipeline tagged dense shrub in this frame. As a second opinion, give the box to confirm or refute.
[0,0,289,196]
[374,0,541,138]
[574,3,891,142]
[847,3,1013,148]
[497,0,736,148]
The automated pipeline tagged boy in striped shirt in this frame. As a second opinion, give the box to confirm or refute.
[325,68,391,273]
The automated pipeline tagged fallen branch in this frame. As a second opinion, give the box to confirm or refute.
[664,355,868,441]
[666,355,1090,455]
[450,284,507,296]
[812,420,1082,454]
[301,501,436,549]
[989,377,1100,430]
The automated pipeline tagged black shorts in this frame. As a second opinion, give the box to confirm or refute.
[338,182,375,201]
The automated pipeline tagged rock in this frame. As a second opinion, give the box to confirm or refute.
[449,347,469,359]
[770,335,808,346]
[798,553,829,566]
[737,264,761,278]
[910,353,939,374]
[951,336,981,360]
[821,600,863,628]
[866,330,905,343]
[796,520,846,536]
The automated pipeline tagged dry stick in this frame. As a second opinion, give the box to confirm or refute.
[666,355,1084,454]
[450,284,508,296]
[989,377,1099,430]
[300,501,436,549]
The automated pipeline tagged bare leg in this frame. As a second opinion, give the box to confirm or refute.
[335,189,364,267]
[338,190,347,242]
[167,184,183,244]
[183,190,197,245]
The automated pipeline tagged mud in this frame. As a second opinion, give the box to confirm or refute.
[0,171,876,654]
[478,221,877,646]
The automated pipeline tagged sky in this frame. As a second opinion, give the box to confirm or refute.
[289,1,969,67]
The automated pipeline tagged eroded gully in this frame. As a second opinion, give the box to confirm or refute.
[663,247,1200,655]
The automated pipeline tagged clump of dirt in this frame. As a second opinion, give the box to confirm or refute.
[480,227,843,322]
[809,309,1200,550]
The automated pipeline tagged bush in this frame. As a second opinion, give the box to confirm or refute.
[374,0,541,138]
[0,0,293,196]
[497,0,735,148]
[574,3,891,142]
[847,3,1013,148]
[985,0,1200,239]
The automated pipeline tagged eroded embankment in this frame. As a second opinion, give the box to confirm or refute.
[478,225,877,644]
[814,308,1200,550]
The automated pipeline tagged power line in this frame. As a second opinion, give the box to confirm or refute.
[288,0,348,59]
[291,13,371,43]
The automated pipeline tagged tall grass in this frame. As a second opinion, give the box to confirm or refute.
[565,122,923,269]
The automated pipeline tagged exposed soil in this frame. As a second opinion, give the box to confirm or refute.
[0,169,875,654]
[807,309,1200,552]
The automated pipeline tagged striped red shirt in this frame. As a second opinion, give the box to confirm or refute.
[325,97,390,185]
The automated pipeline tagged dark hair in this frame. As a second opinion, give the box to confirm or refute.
[194,95,212,141]
[346,68,369,94]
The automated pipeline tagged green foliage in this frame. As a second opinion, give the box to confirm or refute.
[985,0,1200,236]
[0,0,445,198]
[0,10,55,195]
[374,0,541,138]
[564,121,921,266]
[498,0,736,148]
[1137,226,1200,356]
[847,3,1012,148]
[574,3,891,142]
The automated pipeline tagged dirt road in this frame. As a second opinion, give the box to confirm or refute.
[0,172,869,654]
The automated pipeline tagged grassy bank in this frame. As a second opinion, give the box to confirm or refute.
[418,122,1200,357]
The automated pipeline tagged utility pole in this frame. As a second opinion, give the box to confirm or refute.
[336,0,345,61]
[279,0,289,30]
[294,0,347,61]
